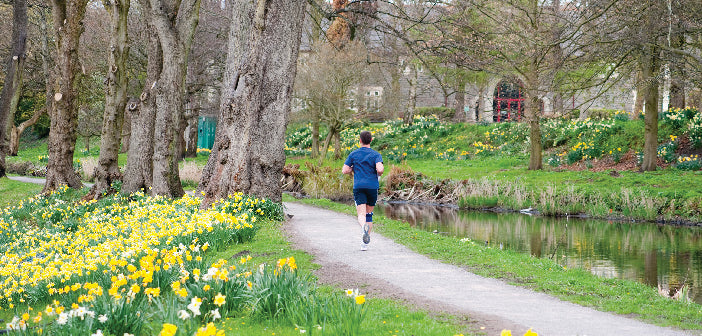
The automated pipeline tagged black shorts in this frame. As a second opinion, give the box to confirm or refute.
[353,188,378,206]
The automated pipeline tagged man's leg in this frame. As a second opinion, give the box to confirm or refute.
[356,203,367,229]
[365,205,374,233]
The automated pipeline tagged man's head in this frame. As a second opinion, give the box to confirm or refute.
[360,131,372,145]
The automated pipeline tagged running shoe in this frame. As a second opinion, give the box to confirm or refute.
[362,223,370,244]
[360,243,368,251]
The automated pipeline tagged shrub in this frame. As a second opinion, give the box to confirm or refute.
[585,108,618,120]
[415,106,455,120]
[657,140,678,163]
[302,162,353,201]
[6,160,36,175]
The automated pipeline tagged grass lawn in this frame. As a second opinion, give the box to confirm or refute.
[0,177,44,208]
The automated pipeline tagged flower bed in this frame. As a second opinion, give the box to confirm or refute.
[1,189,368,335]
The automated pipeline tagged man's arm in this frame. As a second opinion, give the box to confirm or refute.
[342,164,353,174]
[376,162,384,176]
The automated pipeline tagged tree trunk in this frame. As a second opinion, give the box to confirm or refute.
[123,29,160,194]
[453,79,466,122]
[185,114,198,158]
[389,59,402,118]
[90,0,130,199]
[333,128,342,160]
[177,108,188,159]
[9,108,46,156]
[0,0,28,178]
[669,32,686,109]
[640,48,661,172]
[120,99,136,153]
[404,65,418,125]
[199,0,305,204]
[319,126,336,164]
[669,76,685,109]
[633,70,645,118]
[311,119,320,158]
[128,0,200,198]
[476,85,485,122]
[44,0,89,192]
[525,76,542,170]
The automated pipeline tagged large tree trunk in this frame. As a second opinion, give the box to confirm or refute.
[0,0,28,178]
[200,0,305,204]
[640,48,661,172]
[90,0,130,199]
[123,29,160,194]
[44,0,89,192]
[128,0,200,198]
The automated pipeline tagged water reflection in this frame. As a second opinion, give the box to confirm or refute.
[375,202,702,305]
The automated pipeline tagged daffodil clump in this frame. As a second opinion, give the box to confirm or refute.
[0,189,281,310]
[196,148,211,156]
[2,189,375,335]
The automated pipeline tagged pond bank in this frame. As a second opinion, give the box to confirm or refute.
[383,167,702,227]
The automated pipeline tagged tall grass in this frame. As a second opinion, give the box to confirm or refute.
[301,162,353,201]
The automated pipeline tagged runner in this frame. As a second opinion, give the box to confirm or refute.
[342,131,384,251]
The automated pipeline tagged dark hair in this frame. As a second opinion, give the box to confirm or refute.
[360,131,372,145]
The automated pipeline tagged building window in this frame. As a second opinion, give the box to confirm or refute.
[374,91,379,96]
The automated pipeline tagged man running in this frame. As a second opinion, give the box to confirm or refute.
[342,131,384,251]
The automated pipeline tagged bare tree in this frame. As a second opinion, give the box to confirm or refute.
[0,0,28,177]
[296,41,369,161]
[199,0,305,204]
[44,0,90,192]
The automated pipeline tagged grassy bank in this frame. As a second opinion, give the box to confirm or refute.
[287,195,702,331]
[284,112,702,223]
[0,177,43,208]
[0,182,468,336]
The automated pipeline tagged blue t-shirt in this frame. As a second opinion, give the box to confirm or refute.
[344,147,383,189]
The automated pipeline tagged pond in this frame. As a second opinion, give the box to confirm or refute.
[374,202,702,305]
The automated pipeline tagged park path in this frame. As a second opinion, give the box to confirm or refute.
[283,202,698,336]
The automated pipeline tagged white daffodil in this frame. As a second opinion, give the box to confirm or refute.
[187,297,202,316]
[210,308,221,321]
[177,309,191,320]
[57,312,69,325]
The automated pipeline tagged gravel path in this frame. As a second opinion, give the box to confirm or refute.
[283,202,697,336]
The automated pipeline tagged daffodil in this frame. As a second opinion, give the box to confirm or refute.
[159,323,177,336]
[214,293,226,307]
